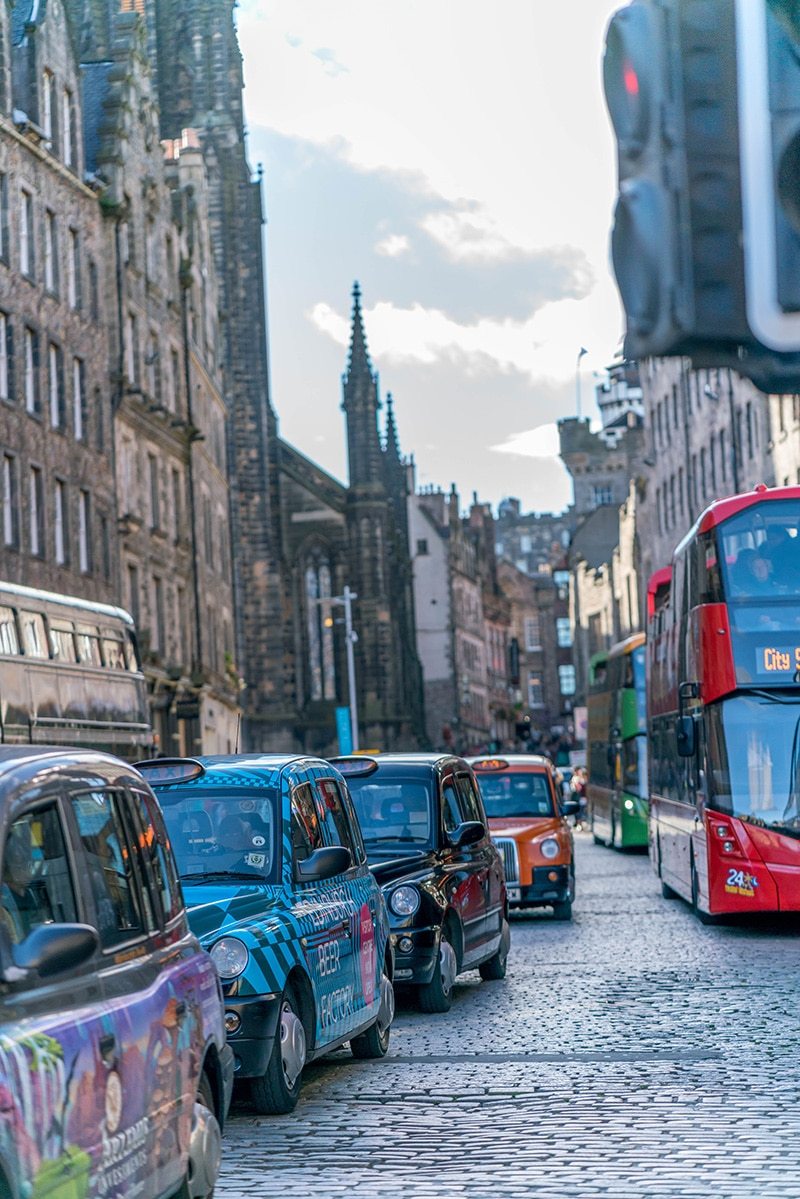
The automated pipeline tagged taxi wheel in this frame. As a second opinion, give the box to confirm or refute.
[351,970,394,1059]
[178,1073,221,1199]
[251,985,306,1115]
[552,866,575,921]
[417,925,458,1013]
[479,917,510,981]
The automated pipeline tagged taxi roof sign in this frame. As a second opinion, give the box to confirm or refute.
[329,756,379,777]
[471,758,509,771]
[134,757,206,785]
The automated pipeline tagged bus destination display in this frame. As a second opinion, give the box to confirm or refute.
[757,645,800,677]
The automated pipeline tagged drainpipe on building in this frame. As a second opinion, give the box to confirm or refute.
[726,369,741,492]
[680,361,696,524]
[179,252,205,693]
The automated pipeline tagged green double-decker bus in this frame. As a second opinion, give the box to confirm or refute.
[587,633,648,849]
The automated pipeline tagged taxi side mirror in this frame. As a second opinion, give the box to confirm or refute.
[448,821,485,849]
[560,798,580,817]
[12,923,99,979]
[294,845,352,883]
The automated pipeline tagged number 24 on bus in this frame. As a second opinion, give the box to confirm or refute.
[648,485,800,923]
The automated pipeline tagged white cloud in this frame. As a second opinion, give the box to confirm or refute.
[420,208,519,263]
[309,294,620,385]
[375,233,411,258]
[491,423,562,459]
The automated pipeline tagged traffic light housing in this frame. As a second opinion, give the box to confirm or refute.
[604,0,800,393]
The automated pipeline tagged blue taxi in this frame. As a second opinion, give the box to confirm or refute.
[136,755,395,1114]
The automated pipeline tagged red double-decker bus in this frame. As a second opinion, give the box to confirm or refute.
[648,484,800,922]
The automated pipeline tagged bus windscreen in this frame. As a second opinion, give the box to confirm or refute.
[717,500,800,686]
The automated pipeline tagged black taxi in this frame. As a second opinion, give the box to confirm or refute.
[332,754,509,1013]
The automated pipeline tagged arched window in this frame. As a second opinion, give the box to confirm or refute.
[305,556,335,701]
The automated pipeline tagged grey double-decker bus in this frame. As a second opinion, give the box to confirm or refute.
[0,582,152,759]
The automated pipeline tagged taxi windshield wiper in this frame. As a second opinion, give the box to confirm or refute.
[180,870,266,882]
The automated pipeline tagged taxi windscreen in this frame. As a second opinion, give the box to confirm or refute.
[346,776,433,849]
[475,771,555,818]
[156,787,279,884]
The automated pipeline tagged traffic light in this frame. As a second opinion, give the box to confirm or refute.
[603,0,689,358]
[604,0,800,393]
[737,1,800,352]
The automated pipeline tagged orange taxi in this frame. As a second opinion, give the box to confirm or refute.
[467,755,578,920]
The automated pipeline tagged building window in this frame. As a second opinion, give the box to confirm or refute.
[99,513,110,580]
[527,673,544,709]
[20,190,33,277]
[558,664,577,697]
[146,332,160,403]
[171,467,182,541]
[556,617,572,648]
[73,358,85,441]
[592,485,614,507]
[54,479,67,565]
[147,453,159,530]
[170,347,180,411]
[0,313,8,402]
[62,89,74,168]
[0,174,8,262]
[88,259,99,320]
[152,575,165,653]
[24,328,38,414]
[416,538,429,556]
[48,343,64,429]
[42,69,55,146]
[78,489,90,572]
[67,229,80,309]
[553,570,570,600]
[44,210,58,293]
[305,557,335,701]
[719,429,727,482]
[2,454,17,547]
[125,312,138,385]
[29,466,43,556]
[524,613,541,651]
[127,562,140,626]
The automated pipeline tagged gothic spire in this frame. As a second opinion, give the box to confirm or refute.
[385,392,401,461]
[345,280,373,382]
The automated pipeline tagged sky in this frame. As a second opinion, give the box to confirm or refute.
[236,0,625,514]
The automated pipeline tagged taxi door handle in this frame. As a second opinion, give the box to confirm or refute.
[331,920,349,935]
[99,1033,116,1062]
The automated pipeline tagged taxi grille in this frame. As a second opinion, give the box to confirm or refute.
[493,836,519,884]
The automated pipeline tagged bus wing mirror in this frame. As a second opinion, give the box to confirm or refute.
[676,715,696,758]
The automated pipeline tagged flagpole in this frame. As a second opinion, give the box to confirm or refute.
[575,347,588,419]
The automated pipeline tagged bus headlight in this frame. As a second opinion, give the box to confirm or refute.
[540,838,559,860]
[211,937,249,979]
[390,886,420,916]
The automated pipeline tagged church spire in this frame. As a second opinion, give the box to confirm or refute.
[341,282,383,492]
[345,280,373,381]
[385,392,401,461]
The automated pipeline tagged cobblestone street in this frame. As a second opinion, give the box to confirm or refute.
[217,833,800,1199]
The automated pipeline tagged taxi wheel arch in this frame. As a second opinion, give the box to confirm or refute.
[416,911,461,1014]
[250,977,309,1115]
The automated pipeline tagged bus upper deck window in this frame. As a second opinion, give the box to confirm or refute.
[76,624,103,667]
[20,611,47,658]
[49,621,77,663]
[0,606,19,655]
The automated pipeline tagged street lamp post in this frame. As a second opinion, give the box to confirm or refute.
[312,586,360,752]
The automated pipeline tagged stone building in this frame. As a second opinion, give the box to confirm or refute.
[1,0,117,601]
[79,14,239,754]
[635,357,789,594]
[497,560,563,749]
